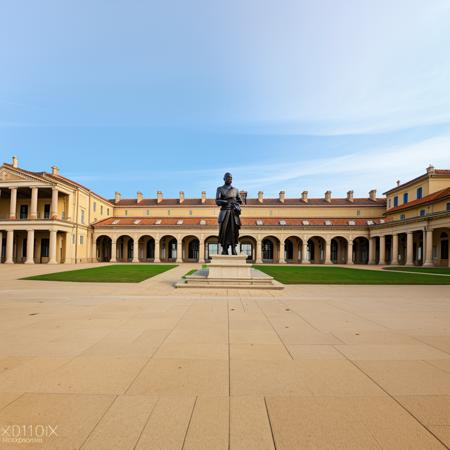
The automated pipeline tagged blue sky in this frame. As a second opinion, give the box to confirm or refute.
[1,0,450,199]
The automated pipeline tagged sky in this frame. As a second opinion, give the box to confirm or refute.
[1,0,450,199]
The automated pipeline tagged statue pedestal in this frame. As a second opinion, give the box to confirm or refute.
[175,254,283,290]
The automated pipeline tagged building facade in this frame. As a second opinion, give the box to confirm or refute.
[0,156,449,267]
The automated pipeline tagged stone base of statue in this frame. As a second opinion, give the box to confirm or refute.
[175,254,283,290]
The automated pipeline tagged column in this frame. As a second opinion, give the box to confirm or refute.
[391,234,398,265]
[132,237,139,263]
[51,187,58,219]
[9,187,17,219]
[30,187,38,219]
[66,193,73,221]
[154,238,160,263]
[5,230,14,264]
[368,237,376,264]
[110,238,117,262]
[198,238,205,264]
[347,240,354,265]
[324,239,332,264]
[406,231,414,266]
[379,235,386,265]
[176,237,183,263]
[255,238,263,264]
[25,229,35,264]
[278,239,285,263]
[423,229,433,267]
[302,239,308,263]
[48,230,57,264]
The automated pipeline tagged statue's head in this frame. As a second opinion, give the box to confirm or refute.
[223,172,232,185]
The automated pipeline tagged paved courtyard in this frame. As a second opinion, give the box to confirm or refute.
[0,264,450,449]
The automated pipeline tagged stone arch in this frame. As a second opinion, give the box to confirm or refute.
[182,235,200,262]
[284,236,302,263]
[353,236,369,264]
[204,235,219,262]
[160,235,178,262]
[307,236,326,264]
[96,235,112,262]
[116,235,134,262]
[331,235,348,264]
[138,235,155,262]
[262,235,281,263]
[239,235,257,263]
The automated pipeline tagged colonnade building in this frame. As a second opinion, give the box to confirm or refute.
[0,156,449,266]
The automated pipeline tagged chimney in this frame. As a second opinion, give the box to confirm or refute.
[396,180,401,187]
[324,190,332,203]
[279,191,285,203]
[347,190,354,202]
[137,191,143,203]
[369,189,377,201]
[114,192,121,204]
[51,166,59,176]
[157,191,163,204]
[179,191,185,204]
[12,156,18,168]
[201,191,207,204]
[426,164,435,174]
[301,191,308,203]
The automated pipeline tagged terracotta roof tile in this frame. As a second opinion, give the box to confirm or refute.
[387,187,450,213]
[94,217,386,227]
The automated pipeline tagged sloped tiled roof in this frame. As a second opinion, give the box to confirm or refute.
[387,187,450,213]
[94,217,387,227]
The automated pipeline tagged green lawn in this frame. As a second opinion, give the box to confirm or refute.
[383,266,450,275]
[22,264,177,283]
[254,265,450,285]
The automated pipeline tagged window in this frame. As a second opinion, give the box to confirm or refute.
[403,192,408,204]
[44,204,50,219]
[388,199,391,208]
[20,204,28,219]
[146,210,150,216]
[357,210,361,216]
[447,202,450,211]
[125,210,128,216]
[420,209,426,217]
[400,214,405,220]
[107,208,110,215]
[394,196,398,207]
[80,209,85,224]
[72,234,75,244]
[100,205,103,214]
[416,187,423,199]
[80,235,84,245]
[22,238,27,257]
[41,239,49,257]
[93,202,97,212]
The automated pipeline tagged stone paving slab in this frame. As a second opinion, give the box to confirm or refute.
[0,263,450,448]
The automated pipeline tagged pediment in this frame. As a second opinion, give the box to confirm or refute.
[0,167,46,184]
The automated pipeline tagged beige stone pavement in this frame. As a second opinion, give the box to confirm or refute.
[0,263,450,449]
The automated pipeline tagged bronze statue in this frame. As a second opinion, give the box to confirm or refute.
[216,173,243,255]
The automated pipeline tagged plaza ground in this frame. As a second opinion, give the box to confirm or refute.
[0,263,450,449]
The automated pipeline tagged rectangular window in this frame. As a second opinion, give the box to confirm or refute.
[93,202,97,212]
[80,209,85,224]
[22,238,27,257]
[400,214,405,220]
[125,210,128,216]
[447,202,450,211]
[388,199,391,208]
[20,204,28,219]
[403,193,408,204]
[394,196,398,207]
[107,208,110,216]
[416,187,423,199]
[72,234,75,244]
[44,204,50,219]
[420,209,426,217]
[100,205,103,214]
[80,235,84,245]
